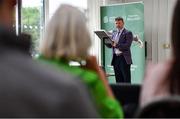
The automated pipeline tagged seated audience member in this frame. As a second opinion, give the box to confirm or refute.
[18,33,32,55]
[0,0,98,117]
[140,0,180,107]
[39,4,123,118]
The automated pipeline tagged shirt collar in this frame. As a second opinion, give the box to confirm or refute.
[117,27,124,32]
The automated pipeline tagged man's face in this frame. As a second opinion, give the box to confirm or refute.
[0,0,17,27]
[115,20,124,29]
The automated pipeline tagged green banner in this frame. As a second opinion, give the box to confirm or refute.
[100,2,145,84]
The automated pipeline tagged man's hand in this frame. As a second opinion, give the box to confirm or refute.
[112,41,116,47]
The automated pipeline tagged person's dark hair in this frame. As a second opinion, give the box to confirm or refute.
[0,0,3,4]
[115,17,124,23]
[166,0,180,94]
[0,0,17,7]
[18,33,32,55]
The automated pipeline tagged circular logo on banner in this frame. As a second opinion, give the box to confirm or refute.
[104,16,109,23]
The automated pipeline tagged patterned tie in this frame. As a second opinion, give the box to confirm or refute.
[115,31,120,43]
[114,30,122,55]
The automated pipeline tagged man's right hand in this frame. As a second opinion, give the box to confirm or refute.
[112,41,116,47]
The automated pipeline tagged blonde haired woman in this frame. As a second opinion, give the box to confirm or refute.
[39,4,123,118]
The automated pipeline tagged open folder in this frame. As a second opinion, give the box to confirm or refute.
[94,30,113,45]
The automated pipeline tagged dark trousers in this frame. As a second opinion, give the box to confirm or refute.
[113,55,131,83]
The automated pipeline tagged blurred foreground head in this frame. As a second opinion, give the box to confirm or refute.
[172,0,180,59]
[40,4,91,61]
[0,0,16,28]
[166,0,180,94]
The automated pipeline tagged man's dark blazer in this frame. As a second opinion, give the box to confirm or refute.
[110,28,133,65]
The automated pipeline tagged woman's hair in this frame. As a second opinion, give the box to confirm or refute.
[166,0,180,94]
[40,4,91,60]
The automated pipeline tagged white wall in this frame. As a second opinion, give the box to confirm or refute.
[87,0,105,64]
[101,0,177,63]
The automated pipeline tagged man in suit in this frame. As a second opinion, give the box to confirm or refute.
[0,0,98,117]
[110,17,133,83]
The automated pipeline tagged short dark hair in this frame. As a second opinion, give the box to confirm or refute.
[166,0,180,94]
[0,0,3,4]
[115,17,124,23]
[0,0,17,6]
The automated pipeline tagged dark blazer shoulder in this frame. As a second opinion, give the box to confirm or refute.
[124,28,132,34]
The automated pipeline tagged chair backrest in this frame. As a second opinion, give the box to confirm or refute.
[110,83,141,105]
[110,83,141,118]
[135,96,180,118]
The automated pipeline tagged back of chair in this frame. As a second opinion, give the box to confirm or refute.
[135,96,180,118]
[110,83,141,118]
[110,83,141,105]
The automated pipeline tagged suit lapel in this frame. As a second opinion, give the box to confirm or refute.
[118,28,126,42]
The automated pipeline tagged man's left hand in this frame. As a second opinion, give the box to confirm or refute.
[112,42,116,47]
